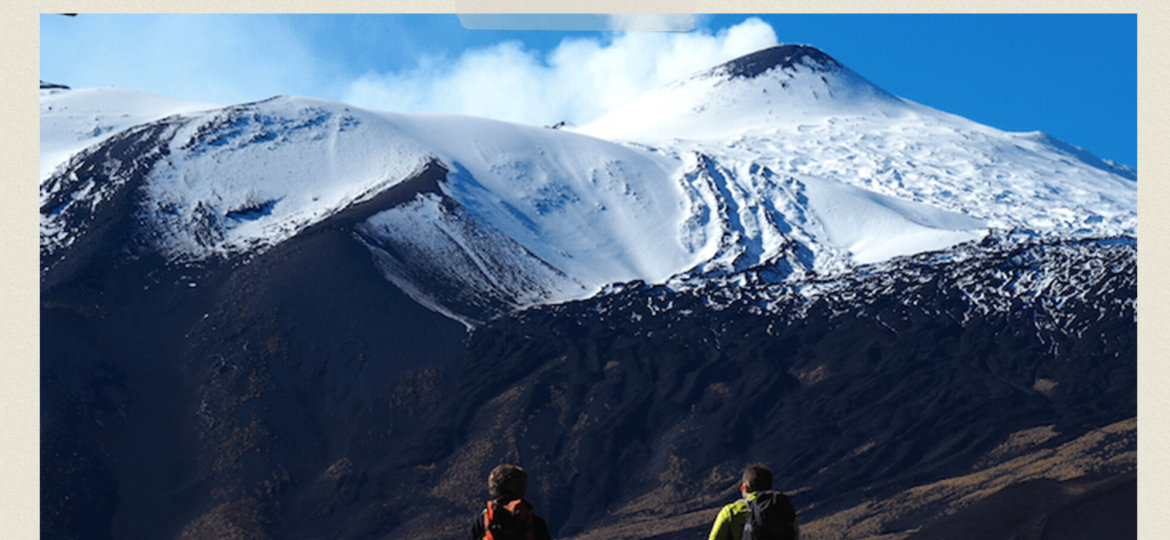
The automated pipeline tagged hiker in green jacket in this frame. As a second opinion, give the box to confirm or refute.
[708,463,799,540]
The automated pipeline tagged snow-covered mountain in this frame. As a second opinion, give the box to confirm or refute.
[39,45,1137,540]
[39,45,1135,326]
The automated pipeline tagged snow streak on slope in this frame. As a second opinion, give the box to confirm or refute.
[356,192,588,325]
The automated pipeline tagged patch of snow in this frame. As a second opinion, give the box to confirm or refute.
[800,175,987,265]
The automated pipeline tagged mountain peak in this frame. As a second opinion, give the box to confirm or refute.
[575,43,903,142]
[711,44,841,80]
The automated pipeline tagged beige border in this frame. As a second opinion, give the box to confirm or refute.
[1136,5,1169,539]
[3,6,40,540]
[9,4,1164,539]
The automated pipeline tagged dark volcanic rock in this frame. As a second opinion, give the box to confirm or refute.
[41,157,469,539]
[42,227,1135,539]
[386,236,1136,538]
[711,44,842,80]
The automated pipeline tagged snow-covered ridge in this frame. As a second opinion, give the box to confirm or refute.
[40,94,699,320]
[579,233,1136,354]
[40,44,1136,323]
[40,86,219,181]
[573,44,1134,265]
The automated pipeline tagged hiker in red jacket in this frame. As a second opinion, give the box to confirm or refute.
[471,464,553,540]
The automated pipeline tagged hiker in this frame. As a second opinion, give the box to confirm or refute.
[708,463,799,540]
[471,464,553,540]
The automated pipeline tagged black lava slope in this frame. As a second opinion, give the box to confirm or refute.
[41,147,469,539]
[407,235,1135,539]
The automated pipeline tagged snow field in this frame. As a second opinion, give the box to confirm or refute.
[40,45,1136,314]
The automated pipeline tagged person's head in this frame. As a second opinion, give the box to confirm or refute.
[739,463,773,494]
[488,464,528,500]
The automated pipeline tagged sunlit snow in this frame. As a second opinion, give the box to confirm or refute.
[40,45,1136,318]
[40,87,218,181]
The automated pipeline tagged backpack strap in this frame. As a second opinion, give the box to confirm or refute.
[504,499,536,540]
[484,501,497,540]
[742,497,756,539]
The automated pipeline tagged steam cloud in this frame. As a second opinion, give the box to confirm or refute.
[342,17,778,126]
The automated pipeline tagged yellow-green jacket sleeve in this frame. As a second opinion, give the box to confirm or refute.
[708,503,738,540]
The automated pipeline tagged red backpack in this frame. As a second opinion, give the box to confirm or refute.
[483,499,535,540]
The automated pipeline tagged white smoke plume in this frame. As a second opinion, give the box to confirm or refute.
[342,17,779,126]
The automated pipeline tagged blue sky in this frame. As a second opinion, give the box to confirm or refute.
[40,13,1136,166]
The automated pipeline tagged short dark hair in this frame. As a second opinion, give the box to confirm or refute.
[488,464,528,499]
[742,463,773,492]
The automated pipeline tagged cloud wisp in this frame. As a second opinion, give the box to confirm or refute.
[40,14,342,107]
[342,18,779,127]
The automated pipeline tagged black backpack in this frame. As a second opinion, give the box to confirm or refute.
[482,499,535,540]
[742,490,797,540]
